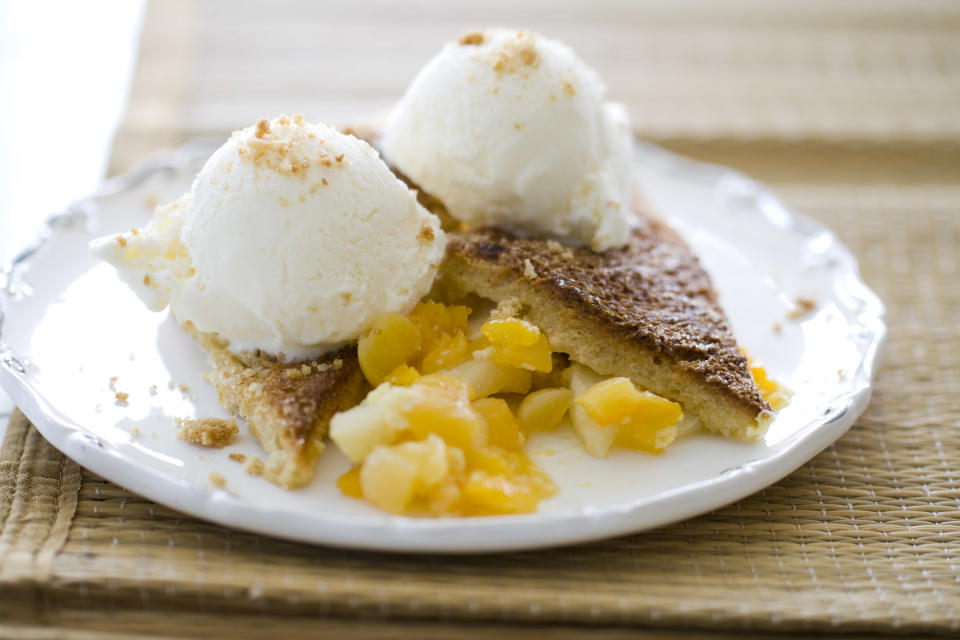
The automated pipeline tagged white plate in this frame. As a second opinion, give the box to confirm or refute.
[0,141,885,553]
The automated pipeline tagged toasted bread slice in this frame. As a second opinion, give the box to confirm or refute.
[185,323,368,488]
[438,220,773,440]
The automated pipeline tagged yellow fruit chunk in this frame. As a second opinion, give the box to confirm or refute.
[569,364,617,457]
[419,476,464,516]
[615,420,677,454]
[359,445,419,514]
[460,471,540,515]
[468,335,492,354]
[384,364,420,386]
[472,397,523,450]
[406,375,488,451]
[358,314,421,386]
[750,362,790,410]
[571,368,682,457]
[420,330,470,374]
[482,317,541,347]
[408,301,471,353]
[613,399,682,454]
[443,358,532,399]
[359,435,451,514]
[517,387,571,433]
[481,317,553,373]
[336,466,363,498]
[468,446,516,476]
[575,377,646,425]
[330,393,408,463]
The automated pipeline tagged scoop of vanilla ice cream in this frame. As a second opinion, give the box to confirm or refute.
[380,28,633,252]
[93,115,445,359]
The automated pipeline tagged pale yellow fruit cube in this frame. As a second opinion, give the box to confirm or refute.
[517,388,571,433]
[444,358,532,399]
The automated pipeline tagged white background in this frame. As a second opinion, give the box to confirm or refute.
[0,0,144,430]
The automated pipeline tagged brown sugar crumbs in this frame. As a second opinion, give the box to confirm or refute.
[523,258,538,280]
[245,456,265,476]
[787,298,817,320]
[490,33,540,75]
[418,225,436,242]
[228,453,247,463]
[176,417,239,448]
[459,31,484,46]
[239,115,329,177]
[546,239,575,260]
[208,472,227,488]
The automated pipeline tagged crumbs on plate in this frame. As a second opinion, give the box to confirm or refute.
[244,456,265,476]
[176,417,239,448]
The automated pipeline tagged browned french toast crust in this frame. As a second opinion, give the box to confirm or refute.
[184,323,368,488]
[439,219,772,440]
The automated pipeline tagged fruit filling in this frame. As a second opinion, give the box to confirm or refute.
[748,360,791,410]
[331,300,786,517]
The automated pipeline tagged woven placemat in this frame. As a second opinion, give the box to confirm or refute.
[4,1,960,637]
[2,179,958,640]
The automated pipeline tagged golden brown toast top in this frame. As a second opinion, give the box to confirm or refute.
[186,324,366,449]
[444,219,770,415]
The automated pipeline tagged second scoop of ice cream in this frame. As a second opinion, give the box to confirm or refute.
[381,28,634,252]
[93,115,445,359]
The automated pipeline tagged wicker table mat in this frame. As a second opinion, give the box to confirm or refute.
[4,1,960,637]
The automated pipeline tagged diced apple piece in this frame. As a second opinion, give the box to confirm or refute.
[575,377,644,425]
[517,387,571,433]
[444,358,532,399]
[359,445,419,514]
[571,367,683,456]
[749,361,791,410]
[616,419,678,454]
[394,434,450,488]
[613,393,682,455]
[445,445,467,475]
[420,330,470,374]
[492,335,553,373]
[460,470,540,515]
[569,364,617,457]
[406,376,487,451]
[481,317,553,373]
[330,394,410,463]
[472,397,523,450]
[408,301,471,354]
[359,435,452,514]
[336,466,363,498]
[422,476,463,516]
[357,314,421,386]
[384,364,420,386]
[481,317,541,347]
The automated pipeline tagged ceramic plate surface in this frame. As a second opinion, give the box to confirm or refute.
[0,141,885,553]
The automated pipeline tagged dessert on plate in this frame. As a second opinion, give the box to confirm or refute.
[93,115,444,487]
[93,29,784,515]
